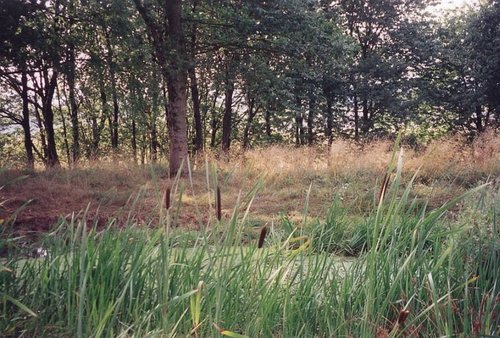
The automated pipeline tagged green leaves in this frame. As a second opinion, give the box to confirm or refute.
[190,281,204,333]
[214,323,250,338]
[1,174,498,336]
[1,293,37,318]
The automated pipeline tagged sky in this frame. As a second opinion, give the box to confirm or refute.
[433,0,480,11]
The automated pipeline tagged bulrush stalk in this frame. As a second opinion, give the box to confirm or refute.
[2,149,497,337]
[378,172,389,205]
[165,186,171,210]
[258,226,267,248]
[216,186,221,221]
[397,309,410,325]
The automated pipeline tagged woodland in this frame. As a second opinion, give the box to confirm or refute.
[0,0,499,174]
[0,1,499,337]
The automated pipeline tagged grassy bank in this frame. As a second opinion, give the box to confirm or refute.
[1,142,498,337]
[1,134,499,234]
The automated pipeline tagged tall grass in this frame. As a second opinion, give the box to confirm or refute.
[0,147,498,337]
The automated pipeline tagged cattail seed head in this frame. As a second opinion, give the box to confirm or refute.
[165,186,171,210]
[216,186,222,221]
[258,226,268,248]
[378,172,389,204]
[397,309,410,325]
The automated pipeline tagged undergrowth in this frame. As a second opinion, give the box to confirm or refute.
[0,142,499,337]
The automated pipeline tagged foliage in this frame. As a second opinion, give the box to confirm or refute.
[0,150,498,336]
[1,0,498,168]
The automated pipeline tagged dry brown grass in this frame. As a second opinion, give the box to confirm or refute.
[1,134,498,234]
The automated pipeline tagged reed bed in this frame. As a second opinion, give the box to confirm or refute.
[1,141,498,337]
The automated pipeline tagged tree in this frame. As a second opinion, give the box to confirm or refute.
[0,0,38,168]
[424,1,500,136]
[333,0,430,136]
[134,0,189,177]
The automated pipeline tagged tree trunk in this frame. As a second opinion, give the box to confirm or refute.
[325,96,333,145]
[66,44,80,163]
[20,66,34,168]
[189,0,203,153]
[42,70,60,167]
[189,67,203,153]
[307,94,315,145]
[141,133,146,166]
[354,94,359,140]
[111,93,119,149]
[132,119,137,163]
[107,115,113,145]
[485,105,491,129]
[89,116,98,157]
[295,96,303,146]
[105,30,119,150]
[210,107,219,149]
[242,97,256,150]
[265,109,272,143]
[165,0,189,177]
[134,0,188,176]
[475,105,483,133]
[221,79,234,152]
[56,84,71,164]
[150,118,158,162]
[92,79,108,157]
[295,112,304,146]
[209,90,220,149]
[34,104,48,163]
[362,98,369,135]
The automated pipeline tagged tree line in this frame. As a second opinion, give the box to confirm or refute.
[1,0,499,175]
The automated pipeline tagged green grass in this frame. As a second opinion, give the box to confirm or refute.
[0,148,499,337]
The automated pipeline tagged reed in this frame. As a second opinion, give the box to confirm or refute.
[0,145,497,337]
[165,185,171,210]
[216,186,222,221]
[257,226,267,248]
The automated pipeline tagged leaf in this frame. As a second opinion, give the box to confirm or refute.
[214,323,249,338]
[220,330,250,338]
[0,263,12,273]
[2,293,38,317]
[190,281,204,328]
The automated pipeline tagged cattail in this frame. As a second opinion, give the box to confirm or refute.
[216,186,221,221]
[165,186,171,210]
[378,172,389,204]
[258,226,268,248]
[397,309,410,325]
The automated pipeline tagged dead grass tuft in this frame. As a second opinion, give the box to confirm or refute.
[1,135,498,233]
